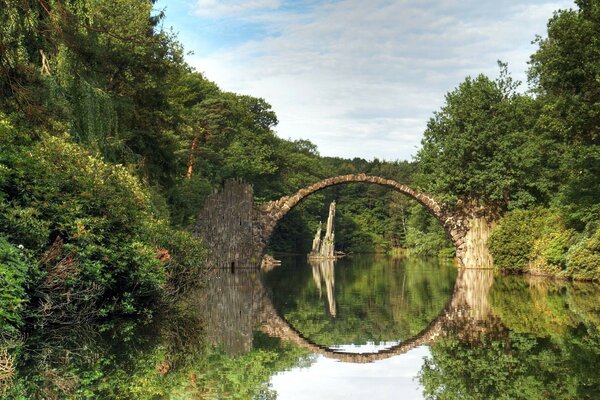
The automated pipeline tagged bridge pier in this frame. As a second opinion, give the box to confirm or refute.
[458,217,495,268]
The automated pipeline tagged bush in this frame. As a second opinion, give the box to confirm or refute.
[143,221,205,300]
[489,209,543,271]
[566,226,600,281]
[0,237,30,334]
[489,207,599,278]
[0,119,196,323]
[490,208,576,273]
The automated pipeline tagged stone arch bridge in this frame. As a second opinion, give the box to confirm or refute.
[195,174,493,268]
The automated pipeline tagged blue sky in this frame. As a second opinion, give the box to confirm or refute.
[154,0,575,161]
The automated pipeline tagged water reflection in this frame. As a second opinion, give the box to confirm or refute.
[310,259,337,317]
[199,268,264,354]
[3,256,600,399]
[264,255,458,353]
[420,274,600,400]
[263,258,499,363]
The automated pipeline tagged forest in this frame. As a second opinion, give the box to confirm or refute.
[0,0,598,341]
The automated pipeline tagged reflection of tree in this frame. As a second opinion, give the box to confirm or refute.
[5,270,312,399]
[265,255,457,347]
[309,259,336,317]
[260,257,508,363]
[419,275,600,400]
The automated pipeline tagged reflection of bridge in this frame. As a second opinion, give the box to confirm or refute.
[200,266,496,363]
[260,267,495,363]
[195,174,494,270]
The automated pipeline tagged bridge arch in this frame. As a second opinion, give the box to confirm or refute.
[256,173,466,255]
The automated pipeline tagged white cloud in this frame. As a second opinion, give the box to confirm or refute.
[188,0,575,160]
[194,0,281,17]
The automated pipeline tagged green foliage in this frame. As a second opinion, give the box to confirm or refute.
[178,333,309,400]
[405,205,454,257]
[6,318,310,399]
[265,255,456,346]
[143,220,205,298]
[415,67,549,209]
[490,207,598,279]
[167,175,213,227]
[528,0,600,229]
[421,275,600,400]
[566,226,600,280]
[0,119,172,321]
[489,209,542,271]
[420,332,593,400]
[0,237,30,334]
[490,276,578,337]
[529,0,600,146]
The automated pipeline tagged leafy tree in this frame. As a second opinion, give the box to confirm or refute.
[0,116,203,323]
[415,66,549,211]
[528,0,600,228]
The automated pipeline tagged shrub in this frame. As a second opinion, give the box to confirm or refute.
[489,209,543,271]
[0,119,189,323]
[0,237,29,334]
[566,226,600,281]
[528,214,576,275]
[489,207,598,278]
[143,221,205,300]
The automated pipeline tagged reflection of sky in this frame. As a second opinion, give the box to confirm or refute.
[270,345,429,399]
[329,340,401,353]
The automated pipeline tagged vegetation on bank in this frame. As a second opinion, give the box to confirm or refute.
[489,208,599,280]
[487,1,599,280]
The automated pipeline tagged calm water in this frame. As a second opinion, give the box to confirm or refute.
[3,255,600,399]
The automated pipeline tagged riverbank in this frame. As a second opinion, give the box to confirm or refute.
[489,207,600,282]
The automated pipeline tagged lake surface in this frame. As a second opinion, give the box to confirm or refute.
[4,254,600,399]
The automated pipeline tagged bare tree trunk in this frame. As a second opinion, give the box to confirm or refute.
[186,137,199,178]
[311,222,322,254]
[40,49,51,76]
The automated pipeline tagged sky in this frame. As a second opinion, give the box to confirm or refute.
[153,0,575,161]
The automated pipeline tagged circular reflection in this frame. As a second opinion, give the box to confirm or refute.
[262,255,460,362]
